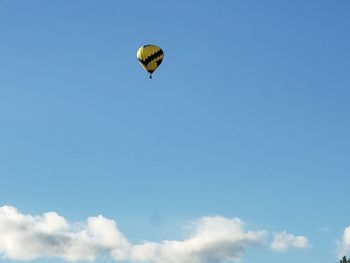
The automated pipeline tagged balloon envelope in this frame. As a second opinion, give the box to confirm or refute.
[137,45,164,78]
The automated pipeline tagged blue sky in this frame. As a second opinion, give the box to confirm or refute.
[0,1,350,263]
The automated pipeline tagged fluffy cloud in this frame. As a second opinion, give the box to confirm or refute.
[270,231,309,252]
[115,216,267,263]
[0,205,309,262]
[336,226,350,257]
[0,206,129,261]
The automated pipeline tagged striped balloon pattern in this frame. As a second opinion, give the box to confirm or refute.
[137,45,164,78]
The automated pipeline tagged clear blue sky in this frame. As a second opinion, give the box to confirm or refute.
[0,1,349,263]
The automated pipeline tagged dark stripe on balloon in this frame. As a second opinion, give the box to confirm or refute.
[156,58,163,67]
[138,58,148,67]
[139,49,164,66]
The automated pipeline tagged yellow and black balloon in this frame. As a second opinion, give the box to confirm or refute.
[137,45,164,79]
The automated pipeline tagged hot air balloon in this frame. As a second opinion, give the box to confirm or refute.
[137,45,164,79]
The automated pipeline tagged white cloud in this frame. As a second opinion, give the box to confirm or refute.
[336,226,350,257]
[115,216,267,263]
[270,231,309,252]
[0,205,309,262]
[0,206,129,261]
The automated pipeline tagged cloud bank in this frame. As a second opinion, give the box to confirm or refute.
[0,205,307,263]
[337,226,350,257]
[0,206,129,261]
[117,217,266,263]
[270,231,309,252]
